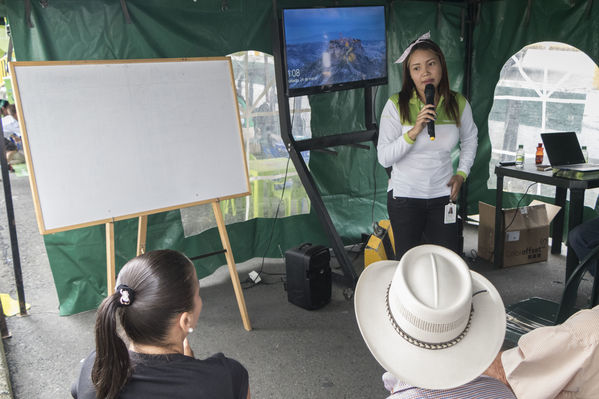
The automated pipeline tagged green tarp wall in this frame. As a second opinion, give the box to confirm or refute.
[3,0,598,315]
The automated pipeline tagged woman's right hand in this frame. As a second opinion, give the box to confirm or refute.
[407,104,436,141]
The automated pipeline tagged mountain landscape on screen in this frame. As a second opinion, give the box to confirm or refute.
[286,36,386,89]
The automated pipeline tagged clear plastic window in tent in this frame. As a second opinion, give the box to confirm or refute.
[180,51,311,237]
[487,42,599,208]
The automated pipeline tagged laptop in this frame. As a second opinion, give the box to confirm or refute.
[540,132,599,172]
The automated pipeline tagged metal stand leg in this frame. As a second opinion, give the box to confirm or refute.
[566,189,585,280]
[494,175,504,268]
[552,187,567,254]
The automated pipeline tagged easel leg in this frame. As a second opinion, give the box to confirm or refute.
[106,222,116,295]
[137,215,148,256]
[212,201,252,331]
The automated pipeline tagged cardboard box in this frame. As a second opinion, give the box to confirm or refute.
[478,200,561,267]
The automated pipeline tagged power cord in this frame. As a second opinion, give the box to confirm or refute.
[466,249,478,267]
[242,155,291,290]
[503,181,537,231]
[259,245,286,276]
[243,97,298,289]
[488,182,537,261]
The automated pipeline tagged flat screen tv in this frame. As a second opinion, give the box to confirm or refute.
[281,5,387,97]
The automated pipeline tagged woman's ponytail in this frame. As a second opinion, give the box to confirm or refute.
[91,293,131,399]
[89,250,197,398]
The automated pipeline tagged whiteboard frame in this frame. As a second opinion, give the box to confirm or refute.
[10,57,250,234]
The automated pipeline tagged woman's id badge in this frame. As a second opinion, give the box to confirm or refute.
[444,202,456,224]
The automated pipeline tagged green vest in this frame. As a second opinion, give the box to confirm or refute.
[389,91,467,126]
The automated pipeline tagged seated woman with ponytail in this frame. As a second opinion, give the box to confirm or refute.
[71,249,250,399]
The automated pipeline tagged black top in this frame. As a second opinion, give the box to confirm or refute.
[71,351,248,399]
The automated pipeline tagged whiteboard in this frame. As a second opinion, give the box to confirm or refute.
[10,58,250,234]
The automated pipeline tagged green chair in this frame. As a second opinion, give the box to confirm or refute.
[504,243,599,345]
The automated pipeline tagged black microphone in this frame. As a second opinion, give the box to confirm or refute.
[424,83,435,141]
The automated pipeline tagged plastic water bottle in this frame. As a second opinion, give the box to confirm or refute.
[582,145,589,163]
[515,144,524,168]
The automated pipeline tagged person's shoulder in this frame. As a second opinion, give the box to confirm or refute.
[466,375,516,398]
[562,306,599,345]
[385,376,514,399]
[71,351,98,399]
[383,94,401,115]
[206,353,248,398]
[450,91,469,113]
[205,352,246,371]
[204,353,248,391]
[451,90,467,103]
[564,306,599,328]
[80,350,97,368]
[132,352,247,385]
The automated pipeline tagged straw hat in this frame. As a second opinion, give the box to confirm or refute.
[354,245,505,389]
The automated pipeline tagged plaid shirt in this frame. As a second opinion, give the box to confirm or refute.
[383,373,515,399]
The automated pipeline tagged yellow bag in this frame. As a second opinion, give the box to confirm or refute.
[364,220,395,268]
[1,293,30,316]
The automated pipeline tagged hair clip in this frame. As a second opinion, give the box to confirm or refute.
[116,284,135,306]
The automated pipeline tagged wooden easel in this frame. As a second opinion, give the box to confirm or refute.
[104,199,252,331]
[13,57,252,330]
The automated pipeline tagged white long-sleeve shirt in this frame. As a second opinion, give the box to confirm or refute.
[2,115,20,139]
[377,91,478,199]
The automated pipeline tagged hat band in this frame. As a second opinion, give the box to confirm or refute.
[385,283,473,350]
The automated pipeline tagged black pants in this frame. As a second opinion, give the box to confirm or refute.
[387,192,458,261]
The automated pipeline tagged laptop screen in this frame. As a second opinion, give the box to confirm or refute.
[540,132,586,166]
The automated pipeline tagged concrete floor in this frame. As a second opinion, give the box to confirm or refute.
[0,172,594,399]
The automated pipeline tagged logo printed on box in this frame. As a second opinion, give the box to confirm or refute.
[506,245,544,258]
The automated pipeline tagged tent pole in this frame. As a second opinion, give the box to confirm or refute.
[457,0,478,246]
[0,121,27,316]
[464,0,477,101]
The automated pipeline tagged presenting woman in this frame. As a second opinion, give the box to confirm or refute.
[377,33,478,260]
[71,250,250,399]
